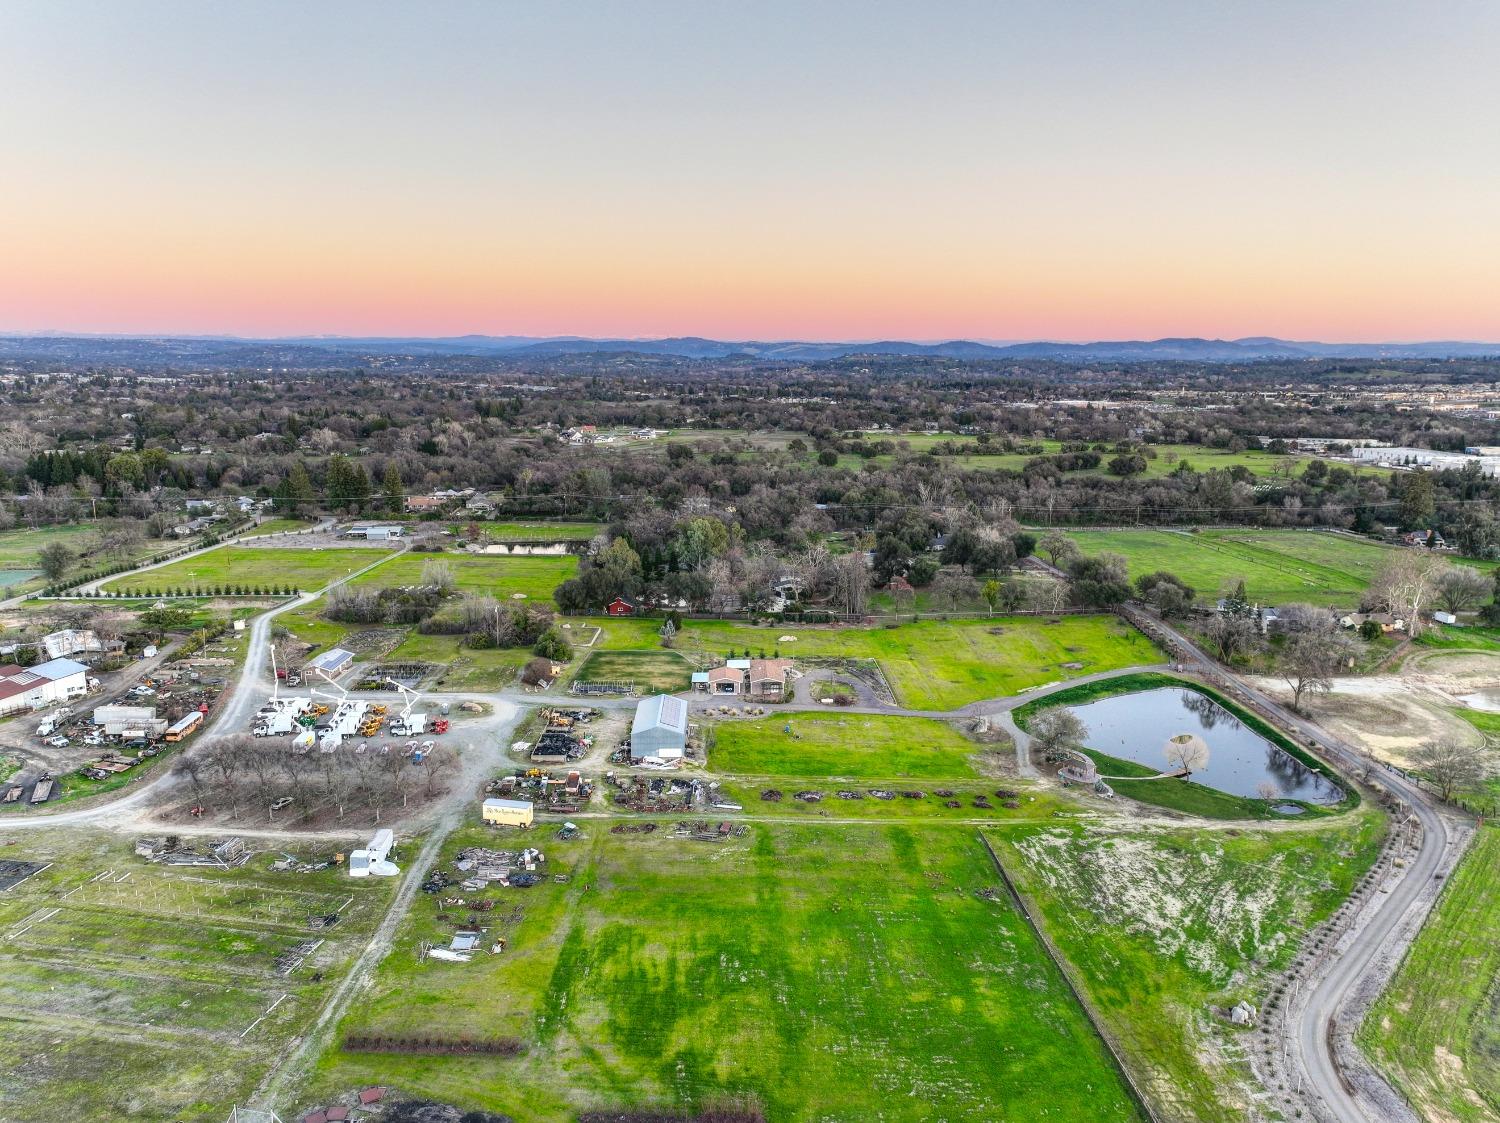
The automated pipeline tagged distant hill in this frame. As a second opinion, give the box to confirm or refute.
[2,332,1497,364]
[282,334,1500,362]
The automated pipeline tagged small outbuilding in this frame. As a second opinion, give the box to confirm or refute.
[483,798,535,827]
[631,694,688,761]
[306,647,356,679]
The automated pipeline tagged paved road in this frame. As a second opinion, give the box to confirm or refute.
[1124,605,1461,1123]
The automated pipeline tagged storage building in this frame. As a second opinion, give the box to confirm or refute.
[630,694,688,761]
[482,798,535,827]
[306,648,356,679]
[0,658,90,716]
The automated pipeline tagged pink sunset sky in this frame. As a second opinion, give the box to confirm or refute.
[3,1,1498,342]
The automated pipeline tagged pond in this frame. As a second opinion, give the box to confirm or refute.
[1063,686,1344,804]
[474,543,571,556]
[0,569,39,588]
[1459,690,1500,713]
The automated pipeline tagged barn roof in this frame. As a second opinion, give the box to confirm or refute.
[633,693,688,736]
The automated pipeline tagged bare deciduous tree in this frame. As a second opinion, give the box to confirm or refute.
[1368,552,1449,637]
[1279,631,1359,711]
[1411,740,1489,803]
[1435,566,1491,615]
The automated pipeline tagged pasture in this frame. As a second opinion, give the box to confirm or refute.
[101,545,398,595]
[477,521,604,541]
[992,812,1385,1123]
[584,613,1161,710]
[573,648,693,692]
[351,551,577,604]
[1064,528,1408,605]
[710,713,984,779]
[0,523,175,595]
[0,829,394,1122]
[1361,825,1500,1123]
[308,824,1145,1123]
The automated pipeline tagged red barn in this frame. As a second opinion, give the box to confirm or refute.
[605,597,636,616]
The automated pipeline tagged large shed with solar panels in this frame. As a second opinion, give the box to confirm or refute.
[630,694,688,761]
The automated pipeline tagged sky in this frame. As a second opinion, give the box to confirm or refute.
[2,1,1498,342]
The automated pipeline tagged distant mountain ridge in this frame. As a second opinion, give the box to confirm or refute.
[3,332,1498,363]
[234,333,1500,361]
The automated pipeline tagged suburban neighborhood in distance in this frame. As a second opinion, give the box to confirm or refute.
[4,5,1499,1123]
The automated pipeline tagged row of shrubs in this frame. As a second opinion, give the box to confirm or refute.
[41,520,253,597]
[66,585,302,599]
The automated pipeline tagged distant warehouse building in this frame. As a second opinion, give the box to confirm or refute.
[630,694,688,762]
[482,798,534,827]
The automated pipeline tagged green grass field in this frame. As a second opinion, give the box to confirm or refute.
[0,828,396,1122]
[241,517,321,536]
[352,551,577,603]
[710,713,985,779]
[476,521,604,541]
[993,811,1386,1123]
[101,545,398,594]
[583,614,1161,710]
[0,523,177,595]
[1361,825,1500,1123]
[574,648,693,692]
[308,824,1145,1123]
[1065,528,1431,605]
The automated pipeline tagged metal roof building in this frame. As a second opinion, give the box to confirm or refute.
[306,648,355,677]
[630,694,687,761]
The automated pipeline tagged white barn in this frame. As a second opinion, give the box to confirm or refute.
[0,658,90,716]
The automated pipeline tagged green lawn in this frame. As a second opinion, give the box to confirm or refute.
[710,713,984,779]
[1361,825,1500,1123]
[352,551,577,603]
[0,523,176,595]
[0,828,396,1122]
[242,517,321,536]
[579,614,1161,710]
[101,545,397,594]
[574,649,693,692]
[476,521,604,542]
[992,811,1386,1123]
[308,824,1145,1123]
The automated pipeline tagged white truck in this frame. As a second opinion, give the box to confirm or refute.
[390,712,427,737]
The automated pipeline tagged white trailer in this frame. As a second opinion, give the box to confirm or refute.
[348,828,399,877]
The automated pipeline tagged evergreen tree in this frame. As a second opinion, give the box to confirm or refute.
[381,463,405,515]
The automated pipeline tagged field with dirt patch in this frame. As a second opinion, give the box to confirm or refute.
[306,824,1146,1123]
[991,811,1386,1123]
[573,648,693,693]
[0,829,396,1122]
[351,551,577,603]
